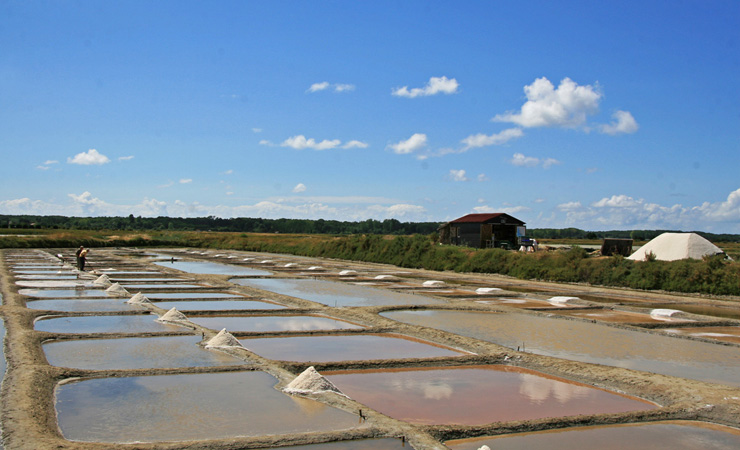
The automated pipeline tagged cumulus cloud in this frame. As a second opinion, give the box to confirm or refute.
[493,77,601,129]
[333,83,355,92]
[292,183,307,193]
[460,128,524,150]
[308,82,355,93]
[510,153,561,169]
[342,140,369,149]
[449,169,469,182]
[281,135,341,150]
[307,81,330,93]
[67,149,111,165]
[473,205,531,215]
[392,76,459,98]
[600,110,639,135]
[118,155,134,161]
[389,133,427,154]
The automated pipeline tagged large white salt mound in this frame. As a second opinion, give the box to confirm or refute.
[476,287,502,294]
[283,366,345,396]
[422,280,445,287]
[548,296,579,307]
[650,308,683,321]
[628,232,724,262]
[477,446,491,450]
[205,328,243,348]
[339,270,357,276]
[93,274,112,286]
[105,283,130,297]
[156,307,188,323]
[127,292,151,304]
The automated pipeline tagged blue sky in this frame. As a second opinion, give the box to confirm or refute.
[1,1,739,232]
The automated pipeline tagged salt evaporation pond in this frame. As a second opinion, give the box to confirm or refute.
[240,334,464,362]
[663,326,740,344]
[34,314,185,333]
[26,299,141,313]
[15,274,79,279]
[233,278,446,307]
[153,299,287,311]
[189,315,364,332]
[446,420,740,450]
[326,366,656,425]
[382,310,740,387]
[143,292,247,299]
[117,283,209,289]
[242,439,408,449]
[18,289,106,298]
[56,371,360,443]
[44,335,243,370]
[154,260,272,276]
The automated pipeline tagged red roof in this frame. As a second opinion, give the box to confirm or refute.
[448,213,525,225]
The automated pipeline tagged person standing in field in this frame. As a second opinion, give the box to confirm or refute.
[75,246,87,271]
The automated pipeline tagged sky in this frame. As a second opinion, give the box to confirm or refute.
[1,1,739,232]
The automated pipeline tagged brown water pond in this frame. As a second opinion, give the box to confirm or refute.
[240,334,465,362]
[446,420,740,450]
[55,371,361,443]
[189,315,364,332]
[553,309,694,324]
[325,366,656,425]
[663,326,740,344]
[382,310,740,387]
[44,335,244,370]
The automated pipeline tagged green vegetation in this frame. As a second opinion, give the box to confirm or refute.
[1,229,738,296]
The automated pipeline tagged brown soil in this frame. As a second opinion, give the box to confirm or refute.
[1,248,740,450]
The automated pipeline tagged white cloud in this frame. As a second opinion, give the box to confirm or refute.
[281,135,341,150]
[342,140,369,149]
[252,128,262,133]
[460,128,524,150]
[557,201,583,211]
[510,153,561,169]
[44,160,59,165]
[118,155,134,161]
[223,169,233,175]
[473,205,531,215]
[259,139,274,146]
[694,188,740,222]
[292,183,307,193]
[449,169,468,182]
[600,110,639,135]
[592,194,639,208]
[493,77,601,129]
[36,165,50,170]
[67,149,111,165]
[307,81,330,93]
[392,76,459,98]
[179,178,193,184]
[333,83,355,92]
[308,82,355,93]
[542,158,561,169]
[477,173,489,182]
[389,133,427,154]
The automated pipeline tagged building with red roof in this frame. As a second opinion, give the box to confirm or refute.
[439,213,526,249]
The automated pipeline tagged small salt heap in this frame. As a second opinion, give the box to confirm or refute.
[339,270,357,276]
[283,366,345,396]
[650,308,683,321]
[105,283,130,297]
[205,328,243,349]
[374,274,395,280]
[547,296,579,307]
[307,266,323,271]
[156,307,189,324]
[422,280,445,287]
[126,292,151,304]
[93,273,112,287]
[476,287,502,294]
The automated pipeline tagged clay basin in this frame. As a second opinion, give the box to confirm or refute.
[233,278,446,307]
[382,310,740,387]
[240,334,465,362]
[26,299,143,313]
[475,298,567,308]
[189,315,364,332]
[34,314,183,333]
[446,420,740,450]
[325,365,656,425]
[55,371,361,443]
[43,335,244,370]
[552,309,695,324]
[154,260,272,276]
[663,326,740,344]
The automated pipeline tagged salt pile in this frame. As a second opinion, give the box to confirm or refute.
[477,446,491,450]
[339,270,357,276]
[105,283,130,297]
[283,366,345,396]
[307,266,323,271]
[374,274,396,280]
[126,292,151,304]
[628,232,724,262]
[205,328,243,349]
[650,308,683,321]
[93,274,112,286]
[422,280,445,287]
[283,263,297,267]
[476,287,502,294]
[547,296,579,307]
[156,307,189,324]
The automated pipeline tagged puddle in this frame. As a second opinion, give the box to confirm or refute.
[44,335,244,370]
[26,299,141,313]
[326,366,656,425]
[56,371,360,442]
[189,315,364,332]
[154,260,272,276]
[152,299,287,311]
[382,310,740,387]
[34,314,185,333]
[554,309,693,324]
[447,420,740,450]
[233,278,446,307]
[240,334,464,362]
[18,289,106,298]
[663,326,740,344]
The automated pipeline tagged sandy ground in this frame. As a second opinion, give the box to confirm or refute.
[1,247,740,450]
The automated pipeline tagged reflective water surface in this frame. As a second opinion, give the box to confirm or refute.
[382,310,740,387]
[44,335,244,369]
[26,299,141,313]
[241,334,464,362]
[35,314,183,333]
[446,420,740,450]
[234,278,446,307]
[56,371,360,442]
[326,366,656,425]
[152,300,286,311]
[18,289,106,298]
[663,326,740,344]
[154,260,272,276]
[189,315,364,332]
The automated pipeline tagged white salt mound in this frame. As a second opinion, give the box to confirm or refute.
[93,274,112,286]
[127,292,151,304]
[477,446,491,450]
[157,307,188,323]
[105,283,130,297]
[283,366,344,396]
[307,266,323,271]
[628,232,724,262]
[422,280,445,287]
[339,270,357,276]
[205,328,243,348]
[476,287,502,294]
[650,308,683,321]
[548,296,579,307]
[374,274,395,280]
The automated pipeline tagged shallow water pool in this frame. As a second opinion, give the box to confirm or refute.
[35,314,184,333]
[152,299,286,311]
[56,371,360,442]
[189,315,364,332]
[26,299,141,313]
[154,260,272,276]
